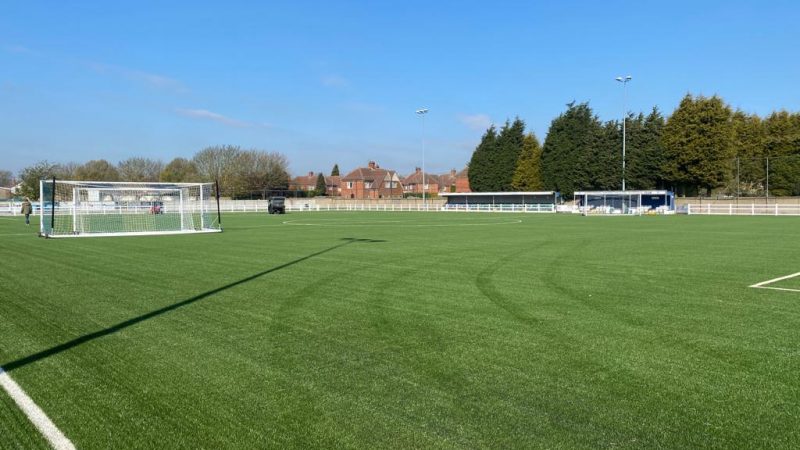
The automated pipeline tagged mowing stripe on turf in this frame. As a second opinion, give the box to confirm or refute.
[750,272,800,290]
[0,367,75,450]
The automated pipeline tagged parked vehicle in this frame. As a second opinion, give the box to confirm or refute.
[268,197,286,214]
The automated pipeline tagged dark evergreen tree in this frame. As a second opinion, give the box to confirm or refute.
[331,164,340,177]
[468,126,498,192]
[763,111,800,196]
[590,119,622,190]
[494,118,527,191]
[541,102,602,198]
[512,133,544,190]
[627,108,667,190]
[315,172,327,196]
[662,94,734,195]
[731,111,765,195]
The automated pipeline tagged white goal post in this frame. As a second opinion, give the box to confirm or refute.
[39,179,222,238]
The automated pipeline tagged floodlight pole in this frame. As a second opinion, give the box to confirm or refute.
[416,108,429,209]
[616,76,632,191]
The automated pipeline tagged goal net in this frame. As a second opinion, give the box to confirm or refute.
[39,180,222,238]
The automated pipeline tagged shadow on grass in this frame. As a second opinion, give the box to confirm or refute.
[2,238,386,372]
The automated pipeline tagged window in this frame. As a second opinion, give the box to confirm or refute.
[347,182,353,189]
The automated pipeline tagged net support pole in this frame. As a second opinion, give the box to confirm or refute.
[72,187,78,233]
[215,179,222,231]
[199,184,204,230]
[50,177,56,236]
[179,189,185,230]
[39,179,44,235]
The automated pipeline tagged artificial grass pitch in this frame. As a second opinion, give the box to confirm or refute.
[0,212,799,448]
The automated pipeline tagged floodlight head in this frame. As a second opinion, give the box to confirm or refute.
[615,77,623,82]
[416,108,429,115]
[625,75,632,81]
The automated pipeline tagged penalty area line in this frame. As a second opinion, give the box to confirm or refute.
[0,367,75,450]
[749,271,800,291]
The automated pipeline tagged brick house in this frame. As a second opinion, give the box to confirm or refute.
[325,175,341,196]
[455,167,471,192]
[340,161,403,199]
[437,169,459,193]
[401,167,439,196]
[289,171,320,194]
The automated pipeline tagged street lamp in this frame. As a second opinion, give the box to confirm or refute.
[415,108,429,208]
[615,75,632,191]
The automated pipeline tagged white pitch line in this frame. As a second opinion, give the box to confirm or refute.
[752,286,800,293]
[749,272,800,288]
[0,367,75,450]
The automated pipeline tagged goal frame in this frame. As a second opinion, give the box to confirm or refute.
[39,178,223,238]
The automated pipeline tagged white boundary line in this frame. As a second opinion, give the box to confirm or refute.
[0,367,75,450]
[281,219,523,227]
[750,272,800,292]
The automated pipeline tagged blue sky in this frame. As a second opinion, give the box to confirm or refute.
[2,0,798,177]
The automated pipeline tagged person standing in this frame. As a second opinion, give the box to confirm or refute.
[20,197,32,226]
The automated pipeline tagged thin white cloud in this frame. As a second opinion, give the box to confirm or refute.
[2,44,33,54]
[458,113,493,131]
[321,74,349,88]
[175,108,265,128]
[88,62,188,93]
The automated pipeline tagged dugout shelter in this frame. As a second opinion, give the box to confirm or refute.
[441,191,561,212]
[574,190,675,215]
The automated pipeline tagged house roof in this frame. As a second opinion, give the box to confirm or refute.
[291,173,318,186]
[402,170,439,185]
[438,171,457,187]
[341,167,392,182]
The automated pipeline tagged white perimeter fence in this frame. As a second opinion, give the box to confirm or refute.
[4,199,800,216]
[0,199,560,215]
[682,203,800,216]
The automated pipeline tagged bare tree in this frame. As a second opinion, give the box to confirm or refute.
[75,159,120,181]
[57,162,80,179]
[0,170,13,187]
[192,146,290,198]
[193,145,242,197]
[160,158,200,182]
[118,157,164,181]
[17,161,58,199]
[234,150,290,198]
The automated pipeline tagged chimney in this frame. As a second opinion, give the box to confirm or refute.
[368,161,376,169]
[451,169,457,177]
[308,171,314,177]
[415,167,421,173]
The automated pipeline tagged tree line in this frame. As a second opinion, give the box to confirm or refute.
[14,145,290,200]
[469,94,800,198]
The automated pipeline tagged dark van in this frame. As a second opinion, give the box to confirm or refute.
[268,197,286,214]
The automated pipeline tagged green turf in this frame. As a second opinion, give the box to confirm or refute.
[1,212,799,448]
[47,211,208,235]
[0,386,51,450]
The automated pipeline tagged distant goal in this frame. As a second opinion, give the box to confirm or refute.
[39,179,222,238]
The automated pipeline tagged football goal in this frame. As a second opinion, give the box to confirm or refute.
[39,179,222,238]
